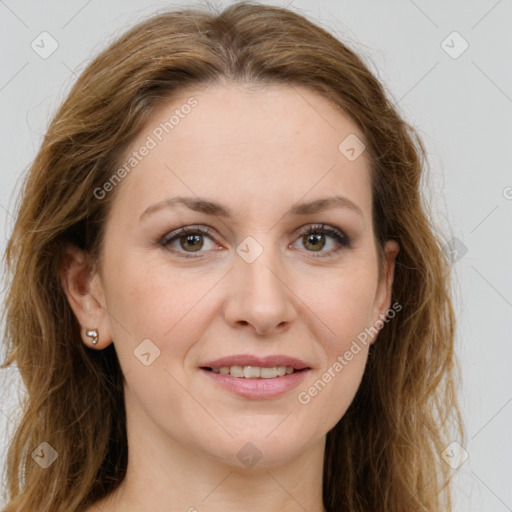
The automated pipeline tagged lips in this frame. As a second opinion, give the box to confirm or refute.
[200,354,312,371]
[199,354,312,399]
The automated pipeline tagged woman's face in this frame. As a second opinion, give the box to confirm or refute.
[77,83,398,468]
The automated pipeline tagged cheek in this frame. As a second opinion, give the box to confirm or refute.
[301,349,369,438]
[288,260,378,427]
[104,250,218,364]
[103,255,214,417]
[293,260,378,354]
[294,269,375,427]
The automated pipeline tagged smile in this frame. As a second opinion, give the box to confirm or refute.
[205,365,298,378]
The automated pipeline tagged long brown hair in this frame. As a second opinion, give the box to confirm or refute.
[1,2,464,510]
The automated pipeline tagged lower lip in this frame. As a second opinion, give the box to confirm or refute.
[200,368,310,399]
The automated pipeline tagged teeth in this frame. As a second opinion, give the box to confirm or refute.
[210,365,298,378]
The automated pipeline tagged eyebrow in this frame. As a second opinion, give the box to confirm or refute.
[140,195,364,221]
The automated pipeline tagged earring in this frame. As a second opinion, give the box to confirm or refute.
[85,328,99,346]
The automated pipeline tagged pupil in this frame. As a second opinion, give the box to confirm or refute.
[181,234,203,252]
[305,233,324,251]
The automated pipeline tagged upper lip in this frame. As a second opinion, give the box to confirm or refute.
[200,354,311,371]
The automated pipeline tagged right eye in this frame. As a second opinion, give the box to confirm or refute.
[158,225,221,258]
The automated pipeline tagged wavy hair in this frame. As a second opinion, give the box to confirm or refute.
[1,2,464,511]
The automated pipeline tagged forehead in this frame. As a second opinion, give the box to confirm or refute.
[110,82,372,223]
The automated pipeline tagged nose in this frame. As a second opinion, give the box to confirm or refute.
[223,246,297,336]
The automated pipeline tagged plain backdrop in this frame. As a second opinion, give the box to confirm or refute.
[1,1,511,510]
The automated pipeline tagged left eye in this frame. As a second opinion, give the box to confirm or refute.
[159,224,351,258]
[292,224,351,257]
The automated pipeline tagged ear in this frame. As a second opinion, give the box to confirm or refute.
[59,244,113,349]
[369,239,400,344]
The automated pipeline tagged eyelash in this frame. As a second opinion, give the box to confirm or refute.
[158,223,351,259]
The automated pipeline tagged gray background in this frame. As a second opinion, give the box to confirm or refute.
[1,0,511,509]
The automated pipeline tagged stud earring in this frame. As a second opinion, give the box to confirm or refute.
[85,328,99,346]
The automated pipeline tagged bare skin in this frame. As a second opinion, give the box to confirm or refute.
[62,82,399,512]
